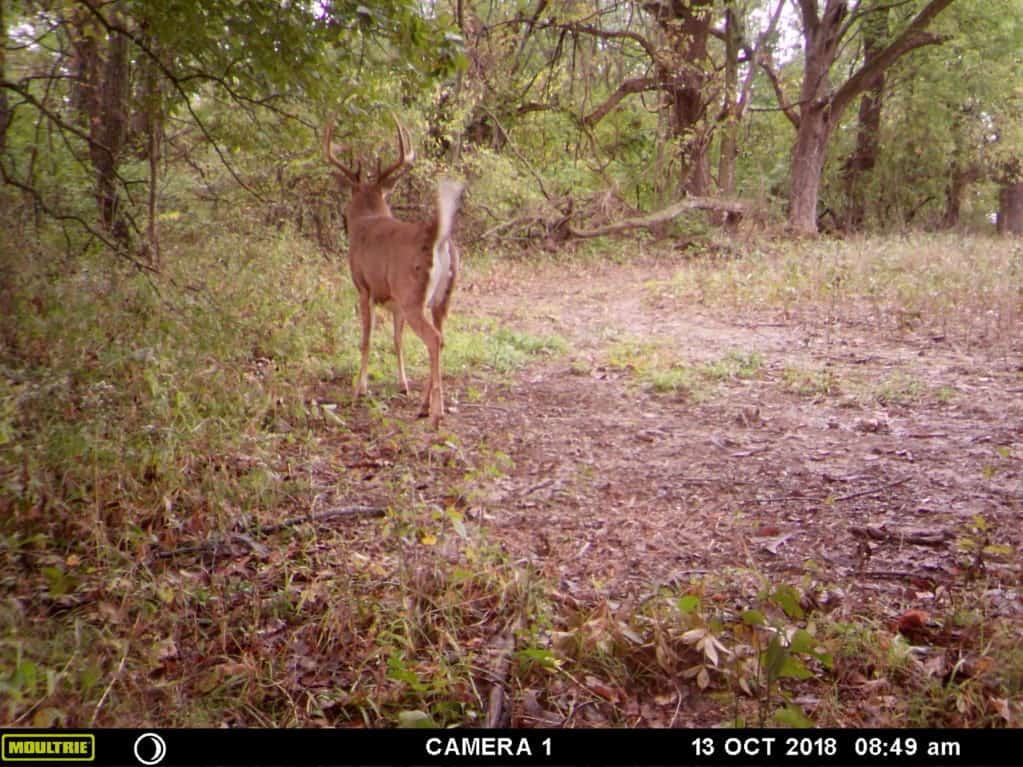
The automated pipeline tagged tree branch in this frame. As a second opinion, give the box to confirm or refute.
[0,160,155,273]
[760,59,801,128]
[581,76,659,127]
[554,21,662,65]
[737,0,786,118]
[74,0,266,202]
[831,0,955,117]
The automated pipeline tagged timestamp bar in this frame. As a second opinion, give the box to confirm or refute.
[1,727,1017,766]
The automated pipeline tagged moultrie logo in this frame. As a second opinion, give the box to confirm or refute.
[1,733,95,762]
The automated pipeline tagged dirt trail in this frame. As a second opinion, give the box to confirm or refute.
[452,257,1023,613]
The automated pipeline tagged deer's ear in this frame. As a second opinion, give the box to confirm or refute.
[330,170,359,192]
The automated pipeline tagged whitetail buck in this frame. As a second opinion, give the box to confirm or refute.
[323,115,464,428]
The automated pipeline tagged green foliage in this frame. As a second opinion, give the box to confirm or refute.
[829,0,1023,228]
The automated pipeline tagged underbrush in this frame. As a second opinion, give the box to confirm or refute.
[0,219,563,726]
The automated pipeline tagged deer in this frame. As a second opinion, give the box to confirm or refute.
[323,115,464,429]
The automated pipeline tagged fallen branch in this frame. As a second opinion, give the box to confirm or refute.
[149,505,385,562]
[754,476,911,505]
[568,196,745,239]
[859,570,942,588]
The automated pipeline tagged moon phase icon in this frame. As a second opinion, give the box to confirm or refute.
[133,733,167,766]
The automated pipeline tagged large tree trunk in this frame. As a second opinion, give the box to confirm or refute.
[87,19,130,244]
[788,1,847,234]
[69,3,131,244]
[998,182,1023,235]
[647,0,714,196]
[789,106,831,233]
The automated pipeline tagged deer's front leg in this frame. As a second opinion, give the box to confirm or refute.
[355,292,373,397]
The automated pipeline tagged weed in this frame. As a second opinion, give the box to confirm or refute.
[780,366,840,397]
[872,373,924,405]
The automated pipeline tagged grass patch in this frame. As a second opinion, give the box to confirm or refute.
[602,341,763,399]
[871,372,926,405]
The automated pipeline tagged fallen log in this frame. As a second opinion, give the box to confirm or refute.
[567,196,746,239]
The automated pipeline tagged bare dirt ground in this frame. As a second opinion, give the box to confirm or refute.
[446,255,1023,616]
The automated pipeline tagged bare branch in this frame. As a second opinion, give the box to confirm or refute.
[760,59,801,128]
[581,76,659,127]
[0,160,155,273]
[554,21,662,65]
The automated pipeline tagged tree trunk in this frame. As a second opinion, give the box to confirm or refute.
[646,0,714,196]
[717,3,740,203]
[942,164,980,228]
[0,2,9,155]
[998,182,1023,235]
[789,105,831,233]
[842,7,887,231]
[88,20,130,244]
[69,6,102,127]
[787,1,847,234]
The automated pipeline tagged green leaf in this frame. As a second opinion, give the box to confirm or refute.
[676,595,700,614]
[763,635,787,684]
[41,566,71,597]
[517,647,559,670]
[789,629,815,654]
[771,585,805,620]
[741,609,766,626]
[778,655,814,680]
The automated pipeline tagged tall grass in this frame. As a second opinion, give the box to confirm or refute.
[663,234,1023,342]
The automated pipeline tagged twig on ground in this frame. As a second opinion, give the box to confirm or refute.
[149,506,385,562]
[485,616,525,728]
[834,476,911,502]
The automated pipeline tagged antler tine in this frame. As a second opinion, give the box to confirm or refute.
[322,113,361,185]
[376,113,416,186]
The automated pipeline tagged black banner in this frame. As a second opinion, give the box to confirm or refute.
[1,728,1019,766]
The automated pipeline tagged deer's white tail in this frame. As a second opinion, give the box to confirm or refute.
[435,178,465,246]
[427,179,465,310]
